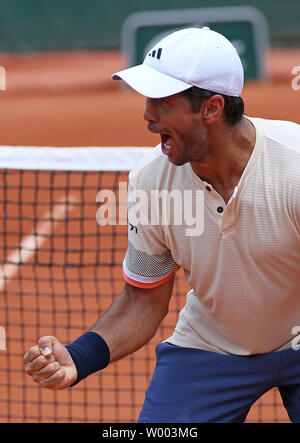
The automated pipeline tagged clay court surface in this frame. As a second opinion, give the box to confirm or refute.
[0,57,299,422]
[0,77,299,148]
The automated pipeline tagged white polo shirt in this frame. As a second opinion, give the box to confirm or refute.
[123,117,300,355]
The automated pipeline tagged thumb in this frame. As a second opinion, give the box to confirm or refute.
[38,336,57,357]
[38,335,75,368]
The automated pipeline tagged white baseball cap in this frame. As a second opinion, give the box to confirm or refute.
[112,27,244,98]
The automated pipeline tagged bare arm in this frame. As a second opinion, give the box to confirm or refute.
[23,276,174,389]
[92,277,175,363]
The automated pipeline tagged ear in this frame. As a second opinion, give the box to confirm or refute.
[202,95,224,124]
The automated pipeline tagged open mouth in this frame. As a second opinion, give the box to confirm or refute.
[160,133,174,155]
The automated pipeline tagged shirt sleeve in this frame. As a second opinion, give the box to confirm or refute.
[123,174,176,289]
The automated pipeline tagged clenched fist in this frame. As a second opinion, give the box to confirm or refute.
[23,336,77,389]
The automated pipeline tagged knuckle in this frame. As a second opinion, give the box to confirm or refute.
[48,361,60,372]
[25,345,41,362]
[31,355,46,370]
[24,365,33,375]
[32,374,40,384]
[40,378,57,389]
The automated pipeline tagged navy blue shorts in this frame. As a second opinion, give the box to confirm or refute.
[138,342,300,423]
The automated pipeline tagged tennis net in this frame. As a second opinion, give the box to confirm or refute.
[0,146,290,423]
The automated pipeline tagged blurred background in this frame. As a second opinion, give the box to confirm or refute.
[0,0,299,147]
[0,0,299,424]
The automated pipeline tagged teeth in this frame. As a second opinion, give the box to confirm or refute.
[164,135,172,147]
[161,133,173,155]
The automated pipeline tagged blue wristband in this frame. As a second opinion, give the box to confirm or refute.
[66,331,110,386]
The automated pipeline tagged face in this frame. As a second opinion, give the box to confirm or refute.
[144,93,209,166]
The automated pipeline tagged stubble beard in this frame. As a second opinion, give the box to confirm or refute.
[170,132,209,166]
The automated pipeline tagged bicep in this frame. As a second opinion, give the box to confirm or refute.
[125,274,175,317]
[93,276,175,362]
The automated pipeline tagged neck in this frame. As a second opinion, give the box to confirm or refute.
[190,116,256,193]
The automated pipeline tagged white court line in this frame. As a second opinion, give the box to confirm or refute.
[0,195,78,292]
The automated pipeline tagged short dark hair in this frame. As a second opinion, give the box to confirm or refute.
[181,86,244,126]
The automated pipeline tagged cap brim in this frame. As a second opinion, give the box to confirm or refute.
[112,64,192,98]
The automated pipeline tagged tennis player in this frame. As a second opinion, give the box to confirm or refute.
[23,27,300,423]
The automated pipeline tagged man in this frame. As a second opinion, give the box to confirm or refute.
[23,27,300,423]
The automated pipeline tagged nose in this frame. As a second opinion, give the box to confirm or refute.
[143,98,159,123]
